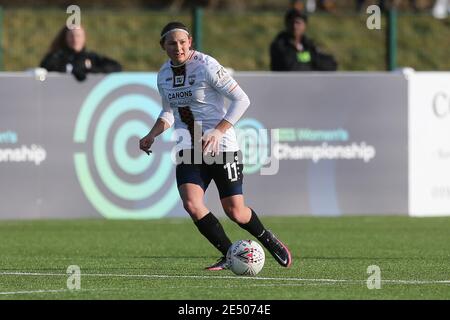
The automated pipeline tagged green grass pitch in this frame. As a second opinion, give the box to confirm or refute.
[0,216,449,300]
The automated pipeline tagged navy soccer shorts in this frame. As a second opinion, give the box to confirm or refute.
[175,149,244,199]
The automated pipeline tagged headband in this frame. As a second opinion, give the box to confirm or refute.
[160,28,190,40]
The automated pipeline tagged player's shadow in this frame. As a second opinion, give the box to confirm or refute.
[132,255,214,259]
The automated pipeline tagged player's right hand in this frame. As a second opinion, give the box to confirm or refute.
[139,135,154,155]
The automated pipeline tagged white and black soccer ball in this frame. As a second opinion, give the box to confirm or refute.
[226,239,265,276]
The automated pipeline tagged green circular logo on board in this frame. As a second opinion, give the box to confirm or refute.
[73,73,179,219]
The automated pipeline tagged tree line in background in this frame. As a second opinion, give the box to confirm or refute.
[0,0,439,11]
[3,8,449,72]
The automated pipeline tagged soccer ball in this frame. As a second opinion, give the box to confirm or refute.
[226,239,265,276]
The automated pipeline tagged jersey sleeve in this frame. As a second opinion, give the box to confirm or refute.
[204,58,250,125]
[157,80,175,127]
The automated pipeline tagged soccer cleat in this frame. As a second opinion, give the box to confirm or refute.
[261,230,292,268]
[205,256,229,271]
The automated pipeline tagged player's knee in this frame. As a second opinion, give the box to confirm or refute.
[183,200,204,217]
[224,206,247,224]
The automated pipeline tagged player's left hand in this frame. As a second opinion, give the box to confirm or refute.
[202,129,224,156]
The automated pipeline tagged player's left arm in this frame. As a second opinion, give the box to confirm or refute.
[203,61,250,154]
[207,63,250,125]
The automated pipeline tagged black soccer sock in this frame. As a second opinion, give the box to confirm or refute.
[194,212,232,256]
[238,209,270,243]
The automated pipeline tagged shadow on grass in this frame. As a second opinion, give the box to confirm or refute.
[301,256,429,261]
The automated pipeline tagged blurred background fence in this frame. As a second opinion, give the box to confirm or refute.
[0,0,449,71]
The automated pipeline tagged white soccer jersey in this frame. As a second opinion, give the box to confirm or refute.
[157,50,250,152]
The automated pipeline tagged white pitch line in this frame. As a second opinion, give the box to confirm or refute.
[0,289,69,295]
[0,287,120,296]
[0,272,449,285]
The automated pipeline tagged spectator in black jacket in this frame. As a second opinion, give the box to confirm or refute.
[40,25,122,81]
[270,9,337,71]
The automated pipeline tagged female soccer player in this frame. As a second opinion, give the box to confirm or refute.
[140,22,292,270]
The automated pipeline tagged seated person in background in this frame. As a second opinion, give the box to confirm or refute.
[270,9,337,71]
[40,25,122,81]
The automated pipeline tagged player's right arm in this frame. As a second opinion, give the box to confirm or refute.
[139,78,174,155]
[139,118,172,155]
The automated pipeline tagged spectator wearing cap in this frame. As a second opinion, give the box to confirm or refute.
[269,9,337,71]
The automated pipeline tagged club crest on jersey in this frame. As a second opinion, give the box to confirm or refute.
[188,74,196,85]
[175,75,185,86]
